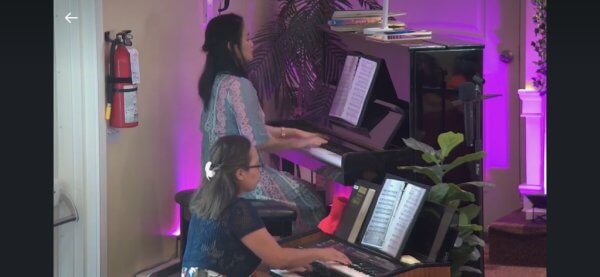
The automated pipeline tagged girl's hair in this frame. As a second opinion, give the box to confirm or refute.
[198,13,247,109]
[190,135,253,219]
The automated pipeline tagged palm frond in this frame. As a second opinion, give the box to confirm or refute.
[249,0,380,118]
[358,0,382,9]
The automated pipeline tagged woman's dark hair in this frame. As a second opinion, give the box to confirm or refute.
[198,13,247,109]
[190,135,253,219]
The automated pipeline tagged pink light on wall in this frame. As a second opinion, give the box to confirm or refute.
[169,133,202,236]
[168,15,206,235]
[482,0,511,171]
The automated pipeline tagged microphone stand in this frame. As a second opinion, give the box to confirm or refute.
[473,77,484,180]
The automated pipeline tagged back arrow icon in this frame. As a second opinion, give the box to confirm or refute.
[65,12,78,23]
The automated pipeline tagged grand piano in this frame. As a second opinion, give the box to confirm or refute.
[270,30,485,188]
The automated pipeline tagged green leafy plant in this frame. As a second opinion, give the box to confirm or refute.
[531,0,546,93]
[398,131,494,277]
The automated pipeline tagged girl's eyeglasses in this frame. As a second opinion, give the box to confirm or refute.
[247,161,262,169]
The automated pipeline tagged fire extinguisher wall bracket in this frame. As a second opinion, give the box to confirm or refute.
[104,31,112,42]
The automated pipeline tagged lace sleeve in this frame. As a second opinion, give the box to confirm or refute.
[226,77,271,146]
[225,199,266,239]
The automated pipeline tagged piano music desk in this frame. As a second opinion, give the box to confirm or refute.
[256,230,451,277]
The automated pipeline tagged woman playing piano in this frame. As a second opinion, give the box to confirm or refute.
[182,135,350,276]
[198,13,328,233]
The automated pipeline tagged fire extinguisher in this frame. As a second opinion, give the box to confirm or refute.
[105,30,140,128]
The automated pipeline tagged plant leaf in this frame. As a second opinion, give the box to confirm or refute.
[443,151,485,174]
[458,226,474,238]
[438,131,464,159]
[454,236,463,248]
[459,212,469,226]
[447,199,461,208]
[428,183,450,203]
[459,204,480,221]
[397,165,442,184]
[421,152,438,164]
[402,137,435,154]
[358,0,382,9]
[469,248,481,262]
[443,183,476,204]
[450,244,475,269]
[464,234,485,247]
[458,181,495,188]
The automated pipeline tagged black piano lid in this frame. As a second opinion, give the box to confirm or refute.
[423,33,485,50]
[324,28,483,51]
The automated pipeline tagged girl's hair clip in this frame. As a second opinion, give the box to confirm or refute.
[205,161,217,180]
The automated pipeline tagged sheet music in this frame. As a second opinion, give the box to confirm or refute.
[360,179,405,249]
[381,183,428,256]
[329,55,359,118]
[342,57,377,126]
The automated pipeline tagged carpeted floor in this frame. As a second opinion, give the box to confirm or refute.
[484,243,547,277]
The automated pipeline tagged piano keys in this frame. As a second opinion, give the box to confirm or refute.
[271,118,415,186]
[269,229,451,277]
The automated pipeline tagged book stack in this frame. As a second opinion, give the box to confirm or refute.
[366,29,433,42]
[328,10,406,32]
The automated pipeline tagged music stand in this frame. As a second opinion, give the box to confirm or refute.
[526,194,547,222]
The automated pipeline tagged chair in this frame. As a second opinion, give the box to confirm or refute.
[175,189,297,257]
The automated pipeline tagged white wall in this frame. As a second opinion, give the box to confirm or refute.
[101,1,275,275]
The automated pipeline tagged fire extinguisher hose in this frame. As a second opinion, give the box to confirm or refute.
[105,38,118,121]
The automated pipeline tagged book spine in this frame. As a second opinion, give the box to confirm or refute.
[332,11,383,18]
[382,31,432,40]
[330,23,381,32]
[328,17,381,26]
[334,186,365,240]
[347,188,376,243]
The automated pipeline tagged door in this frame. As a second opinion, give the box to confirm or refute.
[54,0,107,276]
[388,0,523,227]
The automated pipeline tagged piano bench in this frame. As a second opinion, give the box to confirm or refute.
[175,189,298,255]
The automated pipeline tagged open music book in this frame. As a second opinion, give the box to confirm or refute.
[329,54,379,126]
[359,175,428,258]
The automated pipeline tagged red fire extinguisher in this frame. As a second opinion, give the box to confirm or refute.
[105,30,140,128]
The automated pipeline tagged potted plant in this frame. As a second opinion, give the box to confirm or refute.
[249,0,381,118]
[398,131,494,277]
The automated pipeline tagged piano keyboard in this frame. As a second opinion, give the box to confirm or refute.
[305,147,342,168]
[316,261,370,277]
[308,239,399,276]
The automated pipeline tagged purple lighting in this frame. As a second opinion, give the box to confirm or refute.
[482,0,510,171]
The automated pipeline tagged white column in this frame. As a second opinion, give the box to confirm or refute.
[518,90,546,218]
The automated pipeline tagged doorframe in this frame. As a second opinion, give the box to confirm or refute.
[54,0,107,275]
